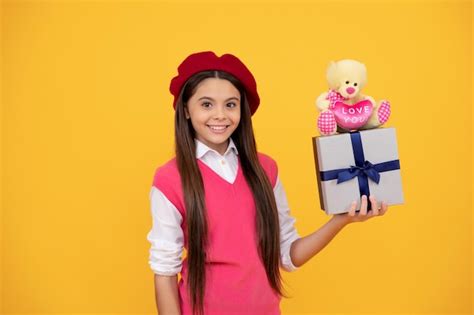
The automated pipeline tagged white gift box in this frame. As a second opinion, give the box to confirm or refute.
[312,127,404,215]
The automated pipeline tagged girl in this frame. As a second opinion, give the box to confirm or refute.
[147,51,389,315]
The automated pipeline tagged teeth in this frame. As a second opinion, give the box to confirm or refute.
[209,125,227,130]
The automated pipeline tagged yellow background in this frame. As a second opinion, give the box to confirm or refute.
[1,0,472,314]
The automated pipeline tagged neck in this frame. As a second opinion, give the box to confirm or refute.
[201,138,229,156]
[215,140,229,156]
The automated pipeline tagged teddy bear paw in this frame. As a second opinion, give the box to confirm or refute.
[318,110,337,135]
[326,90,345,108]
[377,101,391,124]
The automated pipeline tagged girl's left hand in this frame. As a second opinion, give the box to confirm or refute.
[334,195,388,225]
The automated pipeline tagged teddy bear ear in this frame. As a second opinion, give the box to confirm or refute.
[326,61,340,90]
[358,62,368,88]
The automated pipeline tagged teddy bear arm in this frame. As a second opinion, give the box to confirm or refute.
[363,95,377,108]
[316,92,330,111]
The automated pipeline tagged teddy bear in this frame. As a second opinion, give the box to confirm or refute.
[315,59,391,136]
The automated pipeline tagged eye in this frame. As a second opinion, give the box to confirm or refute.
[227,102,237,108]
[345,81,350,84]
[354,83,358,87]
[201,102,212,108]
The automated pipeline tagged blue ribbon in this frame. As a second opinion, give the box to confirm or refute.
[319,131,400,208]
[336,160,381,184]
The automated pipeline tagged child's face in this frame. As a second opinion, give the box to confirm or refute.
[185,78,241,155]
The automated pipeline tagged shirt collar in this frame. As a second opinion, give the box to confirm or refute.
[195,137,239,159]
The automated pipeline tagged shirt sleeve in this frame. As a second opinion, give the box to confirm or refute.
[274,175,301,272]
[146,186,184,276]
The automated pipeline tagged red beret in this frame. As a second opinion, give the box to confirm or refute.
[169,51,260,116]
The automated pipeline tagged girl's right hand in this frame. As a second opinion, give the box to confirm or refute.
[334,195,389,225]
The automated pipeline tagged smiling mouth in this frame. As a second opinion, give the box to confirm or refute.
[207,125,229,130]
[207,125,229,132]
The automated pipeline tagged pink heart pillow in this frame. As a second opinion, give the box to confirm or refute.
[332,99,374,130]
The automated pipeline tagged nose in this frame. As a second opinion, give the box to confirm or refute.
[212,104,226,120]
[346,87,355,94]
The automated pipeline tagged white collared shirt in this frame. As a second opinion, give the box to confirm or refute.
[147,138,300,275]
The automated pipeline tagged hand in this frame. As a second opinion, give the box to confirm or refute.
[334,195,388,225]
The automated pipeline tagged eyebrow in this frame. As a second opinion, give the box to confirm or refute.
[197,96,240,101]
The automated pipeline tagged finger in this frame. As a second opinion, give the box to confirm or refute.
[380,202,388,215]
[348,200,357,216]
[370,195,379,216]
[359,195,368,216]
[366,210,373,219]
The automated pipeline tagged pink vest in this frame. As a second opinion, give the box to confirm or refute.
[153,153,281,315]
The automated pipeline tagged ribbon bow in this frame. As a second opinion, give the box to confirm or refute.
[337,160,381,184]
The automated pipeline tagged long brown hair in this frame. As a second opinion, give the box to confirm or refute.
[174,70,285,315]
